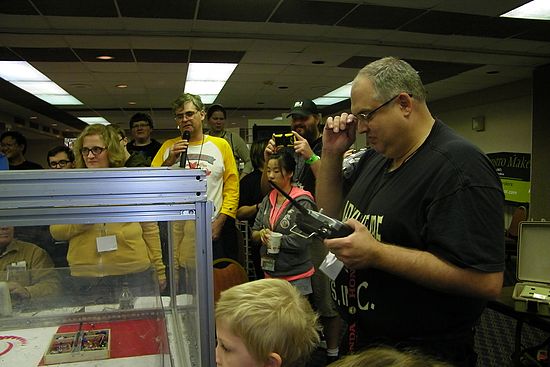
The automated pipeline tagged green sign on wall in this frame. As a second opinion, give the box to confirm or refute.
[487,152,530,203]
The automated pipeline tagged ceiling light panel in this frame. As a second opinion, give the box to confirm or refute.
[501,0,550,20]
[78,117,110,125]
[0,61,49,81]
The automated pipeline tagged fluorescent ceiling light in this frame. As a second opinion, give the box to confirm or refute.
[313,97,348,106]
[37,95,83,105]
[325,83,352,98]
[0,61,49,81]
[200,95,217,104]
[184,62,238,104]
[311,81,352,106]
[187,63,238,81]
[78,117,111,125]
[501,0,550,20]
[0,60,83,106]
[12,81,67,95]
[184,81,225,95]
[273,116,283,120]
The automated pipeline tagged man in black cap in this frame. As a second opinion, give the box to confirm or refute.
[286,99,323,195]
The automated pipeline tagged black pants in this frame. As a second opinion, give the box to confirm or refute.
[212,217,239,261]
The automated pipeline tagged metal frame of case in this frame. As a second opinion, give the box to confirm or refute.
[0,168,216,367]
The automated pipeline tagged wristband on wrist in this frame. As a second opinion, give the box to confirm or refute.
[305,154,320,165]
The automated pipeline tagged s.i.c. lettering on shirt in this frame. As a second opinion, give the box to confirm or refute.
[330,275,374,311]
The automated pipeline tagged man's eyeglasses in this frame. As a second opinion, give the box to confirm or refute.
[80,146,107,156]
[174,110,198,122]
[132,123,150,129]
[356,93,412,123]
[49,160,72,168]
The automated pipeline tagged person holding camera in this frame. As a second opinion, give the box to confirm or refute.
[263,99,322,196]
[317,57,504,366]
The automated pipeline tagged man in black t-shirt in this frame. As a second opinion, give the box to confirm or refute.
[126,113,162,166]
[317,57,504,367]
[287,99,322,195]
[0,131,42,170]
[262,99,322,196]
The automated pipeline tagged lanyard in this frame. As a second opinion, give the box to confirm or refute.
[269,187,293,229]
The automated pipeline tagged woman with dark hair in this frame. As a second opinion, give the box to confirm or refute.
[251,150,318,295]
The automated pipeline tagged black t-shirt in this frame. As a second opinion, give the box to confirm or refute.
[334,120,505,350]
[238,169,264,228]
[295,137,322,196]
[9,160,42,170]
[127,139,162,166]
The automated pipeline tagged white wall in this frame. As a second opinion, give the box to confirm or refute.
[430,79,532,155]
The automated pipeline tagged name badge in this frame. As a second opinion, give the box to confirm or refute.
[261,256,276,272]
[96,235,118,253]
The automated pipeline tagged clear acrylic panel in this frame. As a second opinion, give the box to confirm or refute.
[0,169,214,367]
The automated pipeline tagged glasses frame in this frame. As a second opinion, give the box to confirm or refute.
[356,93,412,123]
[80,146,107,156]
[131,123,150,129]
[174,110,198,122]
[49,159,72,168]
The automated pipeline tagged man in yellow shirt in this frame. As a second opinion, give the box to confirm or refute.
[152,93,240,275]
[0,225,61,304]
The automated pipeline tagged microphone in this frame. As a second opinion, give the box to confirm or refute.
[179,130,191,168]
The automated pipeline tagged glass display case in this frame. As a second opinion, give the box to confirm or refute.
[0,168,215,366]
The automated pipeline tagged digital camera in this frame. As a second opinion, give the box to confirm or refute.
[273,132,295,148]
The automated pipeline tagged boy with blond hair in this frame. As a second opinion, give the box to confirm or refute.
[215,278,320,367]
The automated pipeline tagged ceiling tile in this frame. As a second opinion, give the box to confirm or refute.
[339,4,425,29]
[0,47,21,61]
[197,0,278,22]
[11,47,79,61]
[270,0,356,25]
[189,50,245,63]
[402,11,532,38]
[0,1,39,15]
[74,48,134,62]
[117,0,196,19]
[32,0,118,17]
[338,56,483,84]
[134,49,189,63]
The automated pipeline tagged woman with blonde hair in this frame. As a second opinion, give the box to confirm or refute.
[50,124,166,299]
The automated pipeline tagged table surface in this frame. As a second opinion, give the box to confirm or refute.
[488,286,550,332]
[0,300,193,367]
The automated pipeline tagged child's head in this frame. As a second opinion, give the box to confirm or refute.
[215,278,320,367]
[326,346,453,367]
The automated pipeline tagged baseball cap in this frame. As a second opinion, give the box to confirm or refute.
[287,99,318,118]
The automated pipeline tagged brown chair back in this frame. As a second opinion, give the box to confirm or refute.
[212,258,248,304]
[507,206,528,239]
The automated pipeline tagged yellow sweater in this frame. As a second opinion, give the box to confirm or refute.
[50,222,165,281]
